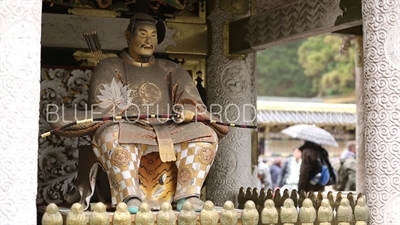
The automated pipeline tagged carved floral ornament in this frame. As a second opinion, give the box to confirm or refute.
[38,68,92,205]
[384,25,400,70]
[384,193,400,225]
[221,64,250,97]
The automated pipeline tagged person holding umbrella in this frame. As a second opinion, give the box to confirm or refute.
[297,141,336,192]
[281,124,337,192]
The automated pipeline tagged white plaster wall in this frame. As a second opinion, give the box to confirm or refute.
[0,0,42,224]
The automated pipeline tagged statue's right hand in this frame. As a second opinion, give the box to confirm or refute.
[175,110,195,123]
[181,110,195,122]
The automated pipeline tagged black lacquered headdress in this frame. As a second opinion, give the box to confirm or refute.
[127,13,166,44]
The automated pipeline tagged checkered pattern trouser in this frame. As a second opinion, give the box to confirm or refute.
[92,123,218,206]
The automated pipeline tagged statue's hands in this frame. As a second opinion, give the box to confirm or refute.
[178,110,195,122]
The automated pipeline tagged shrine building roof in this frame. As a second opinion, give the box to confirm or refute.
[257,101,356,129]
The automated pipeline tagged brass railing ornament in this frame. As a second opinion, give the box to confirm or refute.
[83,31,103,66]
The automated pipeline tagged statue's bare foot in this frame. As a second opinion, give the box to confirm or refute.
[177,197,204,212]
[126,198,141,214]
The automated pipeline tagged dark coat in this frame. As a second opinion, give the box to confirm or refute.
[278,156,292,187]
[270,164,281,189]
[298,141,335,192]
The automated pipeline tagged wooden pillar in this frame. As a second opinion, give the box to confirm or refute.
[362,0,400,224]
[0,0,42,223]
[205,0,258,206]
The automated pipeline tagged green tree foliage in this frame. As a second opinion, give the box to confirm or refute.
[298,35,355,97]
[256,35,355,98]
[256,40,316,97]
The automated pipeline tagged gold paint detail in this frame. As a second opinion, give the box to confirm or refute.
[73,50,118,67]
[223,22,246,60]
[93,84,103,104]
[220,0,250,16]
[165,54,207,87]
[111,147,132,167]
[83,31,103,66]
[250,0,257,15]
[67,8,121,18]
[164,1,205,24]
[178,167,193,187]
[354,36,364,67]
[165,22,207,56]
[138,83,162,104]
[110,174,121,192]
[198,147,215,165]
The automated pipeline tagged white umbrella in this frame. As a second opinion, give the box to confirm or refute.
[281,124,338,147]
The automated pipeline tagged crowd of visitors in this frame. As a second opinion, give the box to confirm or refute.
[257,140,356,193]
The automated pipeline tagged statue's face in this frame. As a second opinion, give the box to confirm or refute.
[127,22,158,59]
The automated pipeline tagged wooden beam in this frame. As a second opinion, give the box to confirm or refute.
[229,0,362,54]
[42,13,133,50]
[41,13,207,55]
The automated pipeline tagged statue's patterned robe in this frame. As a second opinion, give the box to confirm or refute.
[82,52,228,208]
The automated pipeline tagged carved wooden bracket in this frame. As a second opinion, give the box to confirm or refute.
[228,0,362,54]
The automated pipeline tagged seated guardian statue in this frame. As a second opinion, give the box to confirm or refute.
[49,13,229,213]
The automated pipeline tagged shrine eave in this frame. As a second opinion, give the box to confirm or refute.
[228,0,362,54]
